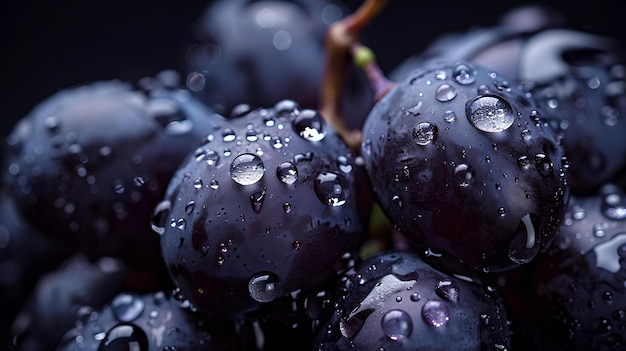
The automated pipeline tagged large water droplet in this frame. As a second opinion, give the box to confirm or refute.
[293,109,326,142]
[151,200,171,235]
[381,309,413,341]
[111,293,145,322]
[314,172,348,207]
[98,323,149,351]
[466,95,515,132]
[422,300,450,327]
[508,213,541,264]
[248,272,281,302]
[230,153,265,185]
[413,122,437,145]
[222,128,236,142]
[277,161,298,184]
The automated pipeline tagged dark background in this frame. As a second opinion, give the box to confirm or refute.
[1,0,625,139]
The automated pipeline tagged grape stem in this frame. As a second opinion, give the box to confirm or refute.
[319,0,392,150]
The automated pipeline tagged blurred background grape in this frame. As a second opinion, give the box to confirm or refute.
[1,0,625,156]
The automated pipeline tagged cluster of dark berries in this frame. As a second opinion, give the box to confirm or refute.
[2,1,626,350]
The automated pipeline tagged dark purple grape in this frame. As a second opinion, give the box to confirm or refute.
[503,184,626,350]
[155,100,368,320]
[361,60,569,272]
[0,190,73,350]
[56,290,240,351]
[315,251,511,350]
[391,6,626,195]
[184,0,374,129]
[2,75,225,282]
[10,254,127,351]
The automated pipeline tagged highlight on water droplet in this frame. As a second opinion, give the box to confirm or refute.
[453,164,474,188]
[230,153,265,186]
[466,95,515,133]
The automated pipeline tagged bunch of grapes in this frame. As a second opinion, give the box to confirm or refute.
[2,1,626,350]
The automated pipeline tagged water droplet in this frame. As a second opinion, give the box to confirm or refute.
[270,136,284,149]
[222,128,236,142]
[186,71,206,92]
[283,202,292,214]
[246,129,258,142]
[194,178,203,189]
[337,156,353,173]
[413,122,437,145]
[422,300,450,327]
[602,193,626,220]
[453,63,476,85]
[534,153,553,177]
[293,109,326,141]
[274,99,299,117]
[230,153,265,186]
[508,213,541,264]
[272,30,292,51]
[248,272,281,302]
[443,110,457,123]
[176,218,186,230]
[410,292,420,301]
[250,188,266,213]
[291,240,301,250]
[98,323,149,351]
[466,95,515,132]
[151,200,171,235]
[435,84,457,102]
[133,177,145,187]
[314,172,348,206]
[454,164,474,188]
[185,201,195,215]
[435,70,447,80]
[407,101,423,115]
[517,156,531,170]
[381,309,413,341]
[435,279,460,302]
[111,293,145,322]
[210,179,219,189]
[521,129,532,141]
[204,149,220,166]
[277,162,298,184]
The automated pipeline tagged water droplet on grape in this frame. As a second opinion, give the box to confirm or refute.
[314,172,348,206]
[277,162,298,184]
[250,188,266,213]
[453,63,476,85]
[435,84,457,102]
[231,153,265,185]
[508,213,541,264]
[111,293,145,322]
[422,300,450,327]
[293,109,326,141]
[443,110,457,123]
[466,95,515,132]
[454,164,474,188]
[151,200,171,235]
[435,279,460,302]
[413,122,437,145]
[381,309,413,341]
[248,272,281,302]
[98,323,149,351]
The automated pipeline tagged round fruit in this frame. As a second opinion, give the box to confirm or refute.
[56,290,240,351]
[184,0,374,129]
[155,100,368,320]
[315,250,512,350]
[507,184,626,350]
[2,76,225,274]
[361,59,569,272]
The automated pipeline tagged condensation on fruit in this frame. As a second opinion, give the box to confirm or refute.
[230,153,265,185]
[466,95,515,133]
